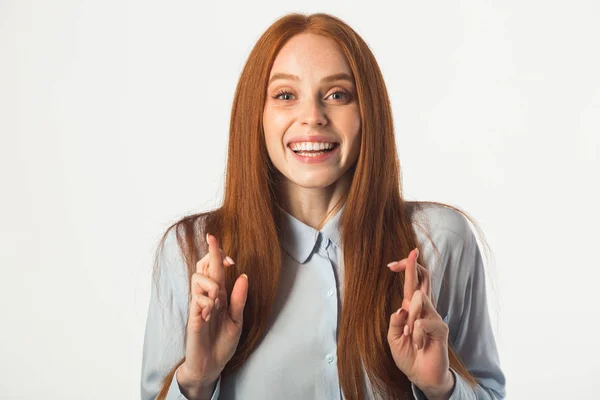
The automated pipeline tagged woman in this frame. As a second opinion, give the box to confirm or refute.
[141,12,506,400]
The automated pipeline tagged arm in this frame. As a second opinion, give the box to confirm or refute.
[140,227,222,400]
[412,208,506,399]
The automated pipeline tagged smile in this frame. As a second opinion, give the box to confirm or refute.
[287,143,340,163]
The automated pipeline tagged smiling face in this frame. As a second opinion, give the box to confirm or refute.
[263,32,361,194]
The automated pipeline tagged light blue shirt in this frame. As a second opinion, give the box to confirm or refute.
[141,203,506,399]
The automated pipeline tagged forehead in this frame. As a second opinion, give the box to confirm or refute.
[270,33,352,78]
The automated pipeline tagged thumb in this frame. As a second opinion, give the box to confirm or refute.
[228,274,248,326]
[388,308,408,342]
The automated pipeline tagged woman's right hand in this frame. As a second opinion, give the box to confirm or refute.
[177,233,249,396]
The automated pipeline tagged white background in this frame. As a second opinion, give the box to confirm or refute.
[1,1,599,399]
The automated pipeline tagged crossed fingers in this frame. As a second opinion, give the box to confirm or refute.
[387,248,436,336]
[191,233,235,321]
[387,248,431,303]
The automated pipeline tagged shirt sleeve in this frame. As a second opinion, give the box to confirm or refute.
[411,207,507,399]
[167,366,222,400]
[140,226,222,400]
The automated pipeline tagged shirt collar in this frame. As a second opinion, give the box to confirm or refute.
[277,203,344,264]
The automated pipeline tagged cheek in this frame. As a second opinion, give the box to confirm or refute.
[263,107,290,151]
[343,110,362,148]
[263,107,292,146]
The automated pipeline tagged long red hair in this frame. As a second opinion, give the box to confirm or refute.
[154,12,483,399]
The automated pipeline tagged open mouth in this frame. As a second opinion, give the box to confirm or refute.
[289,143,340,156]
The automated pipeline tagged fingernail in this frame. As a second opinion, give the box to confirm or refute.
[415,248,420,259]
[403,325,409,336]
[206,233,210,244]
[225,256,235,265]
[205,313,211,322]
[241,273,248,280]
[414,341,419,351]
[387,261,399,268]
[215,298,220,310]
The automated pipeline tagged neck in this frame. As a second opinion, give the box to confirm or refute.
[275,170,352,230]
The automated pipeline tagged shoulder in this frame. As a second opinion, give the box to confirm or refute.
[152,225,188,301]
[156,224,186,270]
[157,212,213,266]
[407,201,476,247]
[406,202,482,304]
[153,212,213,292]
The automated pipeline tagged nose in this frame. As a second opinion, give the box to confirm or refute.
[300,96,327,127]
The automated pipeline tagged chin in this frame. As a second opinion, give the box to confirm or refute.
[291,174,342,189]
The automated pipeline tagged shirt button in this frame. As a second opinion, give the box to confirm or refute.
[327,289,334,297]
[326,354,334,363]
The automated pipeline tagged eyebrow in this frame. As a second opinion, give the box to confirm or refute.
[268,72,355,86]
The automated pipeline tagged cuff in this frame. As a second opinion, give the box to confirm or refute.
[411,368,459,400]
[168,366,222,400]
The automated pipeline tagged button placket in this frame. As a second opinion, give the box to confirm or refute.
[316,233,339,375]
[324,238,337,298]
[319,237,336,298]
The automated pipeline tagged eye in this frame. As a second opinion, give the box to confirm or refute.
[272,89,351,102]
[327,90,350,101]
[273,90,295,101]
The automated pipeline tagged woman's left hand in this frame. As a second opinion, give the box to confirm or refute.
[386,248,455,399]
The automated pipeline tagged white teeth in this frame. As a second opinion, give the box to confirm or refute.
[289,142,335,151]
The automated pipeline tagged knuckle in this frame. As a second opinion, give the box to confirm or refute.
[191,293,203,301]
[191,274,206,288]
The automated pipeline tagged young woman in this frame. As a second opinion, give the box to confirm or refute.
[141,12,506,400]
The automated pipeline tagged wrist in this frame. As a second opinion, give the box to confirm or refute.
[420,369,455,400]
[176,364,218,400]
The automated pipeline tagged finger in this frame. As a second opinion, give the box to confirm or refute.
[206,233,226,286]
[403,248,419,306]
[406,289,424,335]
[387,259,431,298]
[217,247,236,266]
[417,288,440,320]
[194,253,234,306]
[228,274,249,326]
[388,307,409,342]
[196,248,235,275]
[191,272,220,299]
[188,295,207,332]
[196,253,207,274]
[386,257,409,271]
[412,318,449,350]
[412,318,427,351]
[420,266,431,298]
[191,293,216,322]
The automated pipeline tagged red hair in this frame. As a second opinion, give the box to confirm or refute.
[155,12,481,399]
